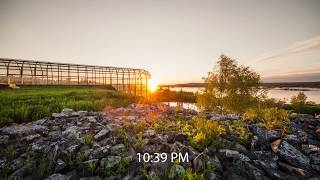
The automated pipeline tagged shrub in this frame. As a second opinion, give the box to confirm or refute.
[191,115,224,150]
[227,120,252,143]
[83,133,94,145]
[245,107,289,133]
[180,168,205,180]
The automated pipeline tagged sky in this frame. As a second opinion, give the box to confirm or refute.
[0,0,319,84]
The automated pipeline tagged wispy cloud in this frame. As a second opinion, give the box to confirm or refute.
[256,36,320,62]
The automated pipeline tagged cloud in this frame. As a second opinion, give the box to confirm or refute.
[262,72,320,83]
[256,36,320,62]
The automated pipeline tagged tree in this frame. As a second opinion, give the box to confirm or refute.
[197,54,261,114]
[291,92,307,105]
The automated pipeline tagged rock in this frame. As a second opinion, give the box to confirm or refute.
[251,125,280,143]
[271,139,310,168]
[88,146,110,159]
[98,156,121,176]
[278,162,307,176]
[25,134,40,142]
[65,144,81,157]
[208,173,220,180]
[87,116,97,123]
[234,144,247,153]
[219,149,250,162]
[52,112,68,118]
[45,173,68,180]
[167,132,187,143]
[301,144,320,154]
[62,126,81,139]
[110,144,125,155]
[193,153,222,172]
[55,159,67,173]
[62,108,74,116]
[0,124,48,137]
[309,154,320,165]
[168,164,185,179]
[0,135,9,145]
[143,130,156,138]
[230,160,268,180]
[94,128,110,140]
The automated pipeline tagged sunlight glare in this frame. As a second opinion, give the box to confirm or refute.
[148,78,159,92]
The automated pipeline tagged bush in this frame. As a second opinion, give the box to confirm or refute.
[83,133,94,145]
[191,115,224,150]
[227,120,252,143]
[245,107,289,133]
[180,168,205,180]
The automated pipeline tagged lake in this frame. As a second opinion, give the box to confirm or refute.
[170,87,320,104]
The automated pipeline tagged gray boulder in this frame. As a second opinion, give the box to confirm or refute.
[94,128,110,140]
[45,173,68,180]
[271,139,310,168]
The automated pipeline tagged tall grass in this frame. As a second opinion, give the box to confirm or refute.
[0,86,137,127]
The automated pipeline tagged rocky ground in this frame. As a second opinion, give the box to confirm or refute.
[0,104,319,180]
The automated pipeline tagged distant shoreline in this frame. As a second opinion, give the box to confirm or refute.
[160,81,320,88]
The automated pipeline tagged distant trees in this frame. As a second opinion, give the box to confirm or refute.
[291,92,307,105]
[197,54,261,114]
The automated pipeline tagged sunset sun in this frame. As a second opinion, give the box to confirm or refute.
[148,78,159,92]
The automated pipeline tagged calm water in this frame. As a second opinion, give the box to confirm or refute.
[170,87,320,104]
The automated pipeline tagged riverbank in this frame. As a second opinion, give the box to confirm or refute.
[0,104,319,179]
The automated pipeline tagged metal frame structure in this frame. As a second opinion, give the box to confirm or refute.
[0,58,151,97]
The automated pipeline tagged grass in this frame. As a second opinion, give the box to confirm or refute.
[0,86,137,127]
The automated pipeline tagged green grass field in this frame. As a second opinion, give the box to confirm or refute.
[0,86,137,127]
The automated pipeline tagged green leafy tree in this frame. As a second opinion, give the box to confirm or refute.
[197,54,261,114]
[291,92,307,105]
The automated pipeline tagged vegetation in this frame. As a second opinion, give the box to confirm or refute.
[245,107,289,133]
[151,89,196,103]
[83,132,94,145]
[197,54,261,114]
[191,115,225,150]
[0,86,137,127]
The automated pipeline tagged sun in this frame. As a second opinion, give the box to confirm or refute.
[148,78,159,92]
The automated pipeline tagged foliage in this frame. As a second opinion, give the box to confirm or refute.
[197,54,261,114]
[190,115,224,150]
[227,120,252,143]
[2,144,16,159]
[291,92,307,105]
[180,168,205,180]
[284,103,320,115]
[0,86,137,127]
[245,107,289,132]
[151,89,196,103]
[83,132,94,145]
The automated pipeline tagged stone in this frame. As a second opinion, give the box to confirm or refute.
[45,173,68,180]
[251,125,281,143]
[88,146,110,159]
[25,134,40,142]
[66,144,81,156]
[271,139,310,168]
[55,159,67,173]
[143,130,156,138]
[301,144,320,154]
[62,108,74,116]
[309,154,320,165]
[52,112,68,118]
[278,162,306,176]
[0,135,9,145]
[87,116,97,123]
[0,124,48,137]
[94,128,110,140]
[193,153,222,172]
[110,144,125,155]
[62,126,81,139]
[98,156,121,176]
[168,164,185,179]
[219,149,250,162]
